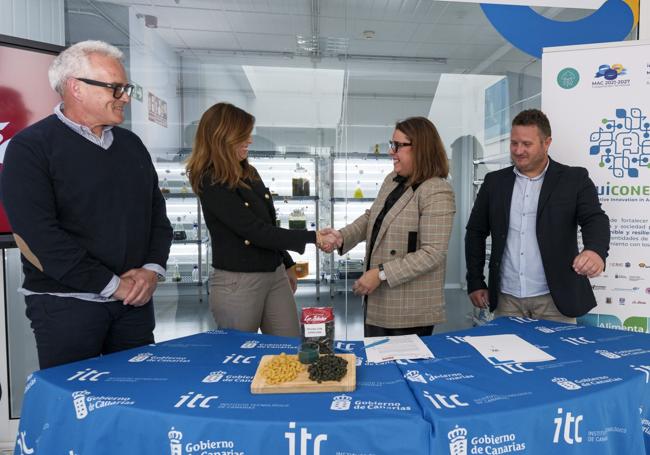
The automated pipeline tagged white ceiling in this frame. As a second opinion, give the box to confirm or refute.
[95,0,576,71]
[66,0,619,109]
[74,0,607,76]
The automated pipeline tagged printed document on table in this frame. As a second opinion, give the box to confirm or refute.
[363,335,434,363]
[464,334,555,365]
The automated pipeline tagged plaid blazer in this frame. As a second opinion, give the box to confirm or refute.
[340,172,455,328]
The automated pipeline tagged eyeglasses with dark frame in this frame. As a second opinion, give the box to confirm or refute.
[75,78,135,99]
[388,140,412,152]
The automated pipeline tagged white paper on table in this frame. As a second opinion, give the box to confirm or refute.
[464,334,555,365]
[363,335,434,363]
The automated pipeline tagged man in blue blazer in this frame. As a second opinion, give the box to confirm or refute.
[465,109,610,322]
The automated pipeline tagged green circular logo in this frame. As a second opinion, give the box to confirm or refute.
[557,68,580,89]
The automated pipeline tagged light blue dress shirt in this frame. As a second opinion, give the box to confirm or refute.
[500,160,550,298]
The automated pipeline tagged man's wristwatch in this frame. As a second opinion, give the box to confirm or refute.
[378,263,387,281]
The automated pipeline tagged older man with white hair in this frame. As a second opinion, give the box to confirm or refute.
[1,40,172,369]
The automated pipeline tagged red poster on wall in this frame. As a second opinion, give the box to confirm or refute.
[0,36,63,235]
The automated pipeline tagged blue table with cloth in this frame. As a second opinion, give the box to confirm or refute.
[15,317,650,455]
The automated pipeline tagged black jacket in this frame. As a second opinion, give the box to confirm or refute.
[465,158,610,317]
[199,172,316,273]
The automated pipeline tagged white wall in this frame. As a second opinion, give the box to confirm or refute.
[182,59,252,148]
[0,0,64,45]
[429,74,504,153]
[129,9,181,162]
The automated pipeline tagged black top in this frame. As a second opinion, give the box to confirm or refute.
[1,115,173,293]
[199,171,316,273]
[367,175,408,266]
[465,158,610,317]
[367,175,422,269]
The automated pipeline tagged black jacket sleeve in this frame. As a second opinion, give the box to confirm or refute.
[200,181,316,253]
[281,251,295,269]
[575,168,610,262]
[464,173,491,293]
[2,134,115,293]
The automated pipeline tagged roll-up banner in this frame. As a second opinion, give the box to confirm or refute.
[542,40,650,333]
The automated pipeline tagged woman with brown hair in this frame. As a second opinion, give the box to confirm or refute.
[323,116,456,337]
[187,102,335,336]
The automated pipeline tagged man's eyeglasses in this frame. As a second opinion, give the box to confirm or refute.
[388,140,412,152]
[75,78,135,99]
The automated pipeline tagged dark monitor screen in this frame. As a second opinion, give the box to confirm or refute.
[0,35,63,245]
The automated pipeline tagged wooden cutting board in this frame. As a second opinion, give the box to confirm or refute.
[251,354,356,394]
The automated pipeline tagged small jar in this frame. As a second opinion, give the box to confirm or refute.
[288,208,307,230]
[298,342,319,364]
[294,261,309,279]
[292,163,310,196]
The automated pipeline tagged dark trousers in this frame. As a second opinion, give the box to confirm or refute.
[25,294,155,369]
[364,323,434,337]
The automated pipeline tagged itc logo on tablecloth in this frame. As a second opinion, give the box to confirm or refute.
[174,391,218,409]
[508,317,538,324]
[553,408,583,445]
[15,431,34,455]
[223,354,256,364]
[285,422,328,455]
[67,368,110,382]
[493,363,534,375]
[631,364,650,383]
[423,390,468,410]
[559,336,595,346]
[335,341,356,352]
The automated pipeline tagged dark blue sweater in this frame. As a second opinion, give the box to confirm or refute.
[1,115,172,294]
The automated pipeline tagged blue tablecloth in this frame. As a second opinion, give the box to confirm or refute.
[15,317,650,455]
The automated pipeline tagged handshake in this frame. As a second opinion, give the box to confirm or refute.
[316,228,343,253]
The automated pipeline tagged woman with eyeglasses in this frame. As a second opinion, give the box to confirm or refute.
[323,117,455,337]
[186,103,337,336]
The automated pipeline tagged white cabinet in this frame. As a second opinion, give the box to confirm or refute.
[155,149,398,297]
[155,163,210,286]
[328,153,393,293]
[249,151,322,293]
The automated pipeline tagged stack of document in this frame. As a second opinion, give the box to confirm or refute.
[464,334,555,365]
[363,335,435,363]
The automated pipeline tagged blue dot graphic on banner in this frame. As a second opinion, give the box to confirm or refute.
[481,0,638,59]
[588,107,650,178]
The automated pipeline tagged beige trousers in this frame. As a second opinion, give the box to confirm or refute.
[209,264,300,337]
[495,292,577,324]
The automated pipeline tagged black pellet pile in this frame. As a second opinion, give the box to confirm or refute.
[308,354,348,383]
